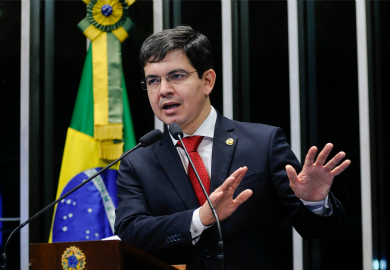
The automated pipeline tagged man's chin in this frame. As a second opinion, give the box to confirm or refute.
[158,115,182,127]
[165,119,182,127]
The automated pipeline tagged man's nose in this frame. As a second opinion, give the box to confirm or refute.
[159,77,174,96]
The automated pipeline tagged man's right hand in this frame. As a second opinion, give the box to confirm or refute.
[199,166,253,226]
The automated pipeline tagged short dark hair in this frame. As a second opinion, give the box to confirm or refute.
[139,25,214,78]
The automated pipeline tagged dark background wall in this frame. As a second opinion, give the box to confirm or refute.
[0,1,21,268]
[0,1,389,269]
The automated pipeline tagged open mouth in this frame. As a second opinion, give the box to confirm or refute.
[163,103,180,110]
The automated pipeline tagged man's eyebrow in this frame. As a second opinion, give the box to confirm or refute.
[167,68,187,75]
[145,69,187,79]
[145,74,158,79]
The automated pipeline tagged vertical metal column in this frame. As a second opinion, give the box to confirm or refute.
[239,1,250,122]
[44,0,55,238]
[153,0,165,131]
[172,0,181,27]
[355,0,373,269]
[222,0,233,119]
[306,1,318,148]
[20,0,30,268]
[154,0,163,33]
[287,0,303,269]
[163,0,170,30]
[29,0,41,247]
[231,1,239,120]
[369,1,387,267]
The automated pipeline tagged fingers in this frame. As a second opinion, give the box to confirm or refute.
[331,159,351,176]
[208,191,224,206]
[304,146,318,168]
[230,166,248,180]
[324,151,346,171]
[218,166,248,192]
[215,176,236,193]
[233,189,253,205]
[231,166,248,189]
[306,143,349,170]
[315,143,333,166]
[201,167,252,225]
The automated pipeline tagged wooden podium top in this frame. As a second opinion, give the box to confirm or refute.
[30,240,185,270]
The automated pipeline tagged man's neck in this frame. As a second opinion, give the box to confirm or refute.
[168,106,216,145]
[181,103,212,135]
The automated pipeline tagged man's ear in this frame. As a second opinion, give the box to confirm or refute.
[202,69,216,96]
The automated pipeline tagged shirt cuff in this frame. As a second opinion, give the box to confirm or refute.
[190,207,213,245]
[300,195,333,216]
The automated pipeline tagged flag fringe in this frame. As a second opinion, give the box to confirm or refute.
[99,141,124,160]
[94,124,123,140]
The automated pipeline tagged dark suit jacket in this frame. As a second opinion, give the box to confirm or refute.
[115,113,343,270]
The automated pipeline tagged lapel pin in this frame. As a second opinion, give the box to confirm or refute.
[226,138,234,145]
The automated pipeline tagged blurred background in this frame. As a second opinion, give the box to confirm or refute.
[0,0,389,269]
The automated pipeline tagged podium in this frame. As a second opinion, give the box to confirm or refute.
[30,240,185,270]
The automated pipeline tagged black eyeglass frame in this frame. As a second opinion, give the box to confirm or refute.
[140,70,198,91]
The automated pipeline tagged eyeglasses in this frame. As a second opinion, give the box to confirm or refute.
[141,71,198,91]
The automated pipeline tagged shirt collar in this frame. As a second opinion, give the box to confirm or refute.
[169,106,217,145]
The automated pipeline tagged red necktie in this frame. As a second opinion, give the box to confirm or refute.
[176,136,210,206]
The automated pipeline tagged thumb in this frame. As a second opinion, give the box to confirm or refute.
[285,165,298,186]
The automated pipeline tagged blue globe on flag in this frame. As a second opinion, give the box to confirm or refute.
[52,168,118,242]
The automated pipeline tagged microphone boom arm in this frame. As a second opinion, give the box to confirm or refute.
[177,134,225,270]
[1,142,142,270]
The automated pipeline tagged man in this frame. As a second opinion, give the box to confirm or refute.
[115,26,350,269]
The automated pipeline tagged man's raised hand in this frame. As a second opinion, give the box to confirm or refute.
[199,166,253,226]
[286,143,351,202]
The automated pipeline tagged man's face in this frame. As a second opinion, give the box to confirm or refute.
[144,50,214,134]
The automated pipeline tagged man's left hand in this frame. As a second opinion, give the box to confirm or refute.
[286,143,351,201]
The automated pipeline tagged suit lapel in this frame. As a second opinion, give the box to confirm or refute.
[210,113,238,192]
[157,130,199,209]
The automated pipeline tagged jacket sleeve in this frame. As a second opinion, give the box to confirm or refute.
[114,155,196,263]
[269,127,344,239]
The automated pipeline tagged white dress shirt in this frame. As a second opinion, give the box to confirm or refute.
[168,106,330,244]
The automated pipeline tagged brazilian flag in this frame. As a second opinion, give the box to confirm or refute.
[50,0,136,242]
[49,0,135,242]
[49,47,136,242]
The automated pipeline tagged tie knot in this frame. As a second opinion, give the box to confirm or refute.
[176,136,204,152]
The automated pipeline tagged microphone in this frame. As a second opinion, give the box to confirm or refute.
[169,123,225,270]
[139,129,163,147]
[169,123,183,140]
[0,129,162,270]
